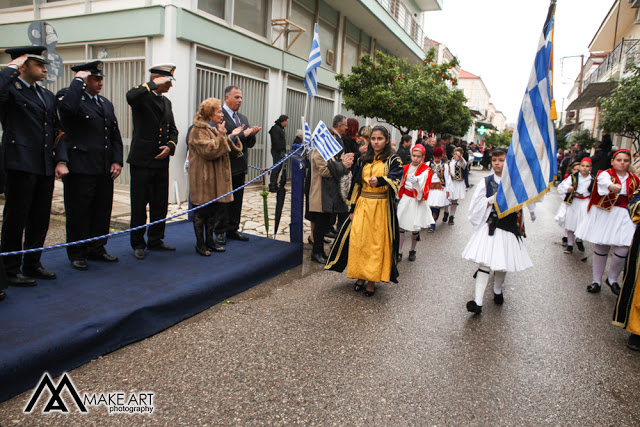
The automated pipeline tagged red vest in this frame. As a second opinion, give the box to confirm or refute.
[398,163,432,201]
[588,168,640,212]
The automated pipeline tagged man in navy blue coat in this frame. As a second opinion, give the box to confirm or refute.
[0,46,59,287]
[55,60,124,270]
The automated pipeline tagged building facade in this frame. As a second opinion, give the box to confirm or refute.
[0,0,442,201]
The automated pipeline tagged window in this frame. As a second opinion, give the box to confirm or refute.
[289,0,314,59]
[234,0,268,37]
[0,0,32,8]
[342,36,359,74]
[318,19,336,71]
[198,0,225,19]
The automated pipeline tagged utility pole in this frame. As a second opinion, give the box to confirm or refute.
[574,54,584,132]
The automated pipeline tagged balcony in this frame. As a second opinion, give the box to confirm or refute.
[377,0,426,50]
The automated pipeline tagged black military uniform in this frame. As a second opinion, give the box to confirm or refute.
[55,61,124,269]
[0,46,58,285]
[126,65,178,254]
[216,105,256,243]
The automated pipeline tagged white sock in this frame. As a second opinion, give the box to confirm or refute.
[566,230,575,246]
[411,232,419,251]
[593,244,611,285]
[474,267,491,306]
[449,203,458,217]
[399,230,406,252]
[608,246,629,284]
[494,271,506,294]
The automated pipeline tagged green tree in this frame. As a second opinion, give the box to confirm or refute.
[336,49,472,136]
[555,126,569,150]
[599,65,640,150]
[483,130,513,147]
[568,129,596,151]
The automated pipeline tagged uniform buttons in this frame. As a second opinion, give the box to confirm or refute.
[45,134,48,137]
[86,116,89,119]
[44,144,47,147]
[105,146,108,148]
[44,122,47,126]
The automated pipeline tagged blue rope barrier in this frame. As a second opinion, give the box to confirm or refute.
[0,145,304,257]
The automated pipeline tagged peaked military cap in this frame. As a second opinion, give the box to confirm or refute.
[5,45,49,64]
[149,63,176,80]
[71,60,105,77]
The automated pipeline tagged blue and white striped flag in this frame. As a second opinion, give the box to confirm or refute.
[301,116,312,154]
[303,23,321,98]
[312,121,342,161]
[496,1,557,218]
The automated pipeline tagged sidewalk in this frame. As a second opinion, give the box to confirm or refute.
[46,179,309,243]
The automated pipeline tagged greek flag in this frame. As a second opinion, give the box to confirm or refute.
[312,121,342,161]
[301,116,312,154]
[495,1,557,218]
[303,23,321,98]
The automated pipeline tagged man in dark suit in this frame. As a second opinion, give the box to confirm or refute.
[216,85,262,245]
[126,64,178,260]
[268,114,288,192]
[55,61,124,270]
[0,46,59,287]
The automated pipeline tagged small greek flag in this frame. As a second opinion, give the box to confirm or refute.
[495,1,557,218]
[312,121,342,161]
[301,116,312,154]
[303,23,321,98]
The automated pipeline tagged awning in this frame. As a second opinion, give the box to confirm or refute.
[468,108,483,118]
[475,121,495,130]
[566,82,615,111]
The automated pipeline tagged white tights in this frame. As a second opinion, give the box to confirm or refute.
[592,244,629,285]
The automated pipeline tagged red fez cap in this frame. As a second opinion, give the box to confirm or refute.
[433,147,444,157]
[412,144,426,156]
[581,157,592,164]
[612,148,631,159]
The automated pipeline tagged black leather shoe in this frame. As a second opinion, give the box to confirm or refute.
[0,290,5,301]
[71,260,89,271]
[494,292,504,305]
[325,230,337,239]
[88,253,119,262]
[227,231,249,242]
[23,267,56,280]
[587,282,601,293]
[206,241,226,252]
[8,273,36,287]
[269,186,278,193]
[216,233,227,245]
[311,252,326,264]
[134,249,146,260]
[442,212,449,223]
[448,215,455,225]
[606,279,621,296]
[408,250,416,261]
[576,241,585,252]
[561,236,568,247]
[466,300,482,314]
[354,281,365,292]
[628,334,640,351]
[364,287,376,297]
[564,246,573,254]
[148,242,176,251]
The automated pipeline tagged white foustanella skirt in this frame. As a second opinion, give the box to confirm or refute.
[397,197,434,231]
[575,205,635,247]
[427,188,450,208]
[462,223,533,272]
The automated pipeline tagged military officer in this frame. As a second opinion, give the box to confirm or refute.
[126,64,178,260]
[55,60,124,270]
[0,46,59,287]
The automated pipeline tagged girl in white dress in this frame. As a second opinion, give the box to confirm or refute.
[575,149,639,295]
[445,147,468,225]
[426,147,449,232]
[397,145,434,261]
[556,159,593,254]
[462,147,536,314]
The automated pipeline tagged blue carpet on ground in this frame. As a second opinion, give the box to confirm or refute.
[0,220,302,402]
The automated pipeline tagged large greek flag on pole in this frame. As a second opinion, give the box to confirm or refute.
[303,23,321,98]
[495,1,558,218]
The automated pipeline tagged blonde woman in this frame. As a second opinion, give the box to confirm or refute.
[188,98,244,256]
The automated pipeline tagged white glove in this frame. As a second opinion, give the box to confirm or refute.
[530,211,537,222]
[408,175,418,184]
[486,195,495,206]
[404,180,414,190]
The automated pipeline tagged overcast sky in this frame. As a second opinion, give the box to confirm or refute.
[423,0,615,125]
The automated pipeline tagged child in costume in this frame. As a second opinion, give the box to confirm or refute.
[397,144,434,262]
[555,161,580,247]
[426,147,449,232]
[325,126,403,297]
[462,147,536,314]
[557,158,593,254]
[444,147,468,225]
[575,149,639,295]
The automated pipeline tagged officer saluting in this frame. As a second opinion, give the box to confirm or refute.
[55,60,124,270]
[0,46,59,287]
[126,64,178,260]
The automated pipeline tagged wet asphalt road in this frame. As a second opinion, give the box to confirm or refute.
[1,169,639,426]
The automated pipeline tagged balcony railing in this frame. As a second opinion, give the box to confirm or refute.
[584,38,640,90]
[376,0,426,52]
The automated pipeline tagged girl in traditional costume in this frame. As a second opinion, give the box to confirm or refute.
[613,187,640,351]
[557,158,593,254]
[325,126,403,297]
[462,147,535,314]
[397,144,433,262]
[426,147,449,232]
[445,147,468,225]
[576,149,639,295]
